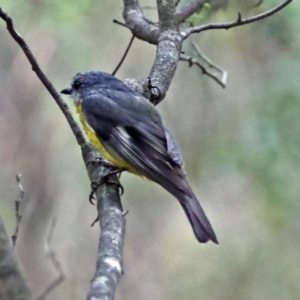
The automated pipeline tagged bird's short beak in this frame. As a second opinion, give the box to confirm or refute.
[61,87,73,95]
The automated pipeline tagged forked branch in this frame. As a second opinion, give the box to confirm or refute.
[181,41,227,88]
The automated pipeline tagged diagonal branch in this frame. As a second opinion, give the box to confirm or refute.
[180,52,226,88]
[191,41,227,87]
[0,8,126,300]
[0,7,86,146]
[112,35,135,76]
[122,0,159,44]
[182,0,293,40]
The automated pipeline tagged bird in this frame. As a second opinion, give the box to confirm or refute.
[61,71,218,244]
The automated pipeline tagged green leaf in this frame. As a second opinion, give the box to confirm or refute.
[187,3,211,25]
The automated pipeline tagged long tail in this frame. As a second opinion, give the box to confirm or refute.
[154,170,218,244]
[179,193,218,244]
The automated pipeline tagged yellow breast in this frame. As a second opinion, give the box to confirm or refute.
[75,103,137,173]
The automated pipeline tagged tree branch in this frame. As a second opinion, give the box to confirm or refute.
[12,173,24,249]
[83,145,125,300]
[182,0,293,40]
[181,40,227,88]
[147,0,182,104]
[122,0,213,42]
[0,8,126,300]
[0,7,86,147]
[0,216,35,300]
[180,53,227,88]
[121,0,292,98]
[121,0,183,104]
[122,0,159,44]
[1,1,292,298]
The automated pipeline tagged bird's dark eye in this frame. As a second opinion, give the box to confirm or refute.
[72,80,81,90]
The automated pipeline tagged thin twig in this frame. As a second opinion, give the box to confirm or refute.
[0,7,86,146]
[191,41,223,73]
[112,35,135,76]
[37,218,65,300]
[11,174,24,249]
[180,50,227,88]
[113,19,132,30]
[1,7,126,300]
[182,0,293,40]
[191,41,227,87]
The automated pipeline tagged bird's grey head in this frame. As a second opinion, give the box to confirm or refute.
[61,71,122,103]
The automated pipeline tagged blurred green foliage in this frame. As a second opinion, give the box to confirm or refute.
[187,3,211,24]
[0,0,299,299]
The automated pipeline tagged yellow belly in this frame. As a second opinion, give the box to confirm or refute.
[75,103,137,173]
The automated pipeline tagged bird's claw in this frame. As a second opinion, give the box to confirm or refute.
[88,168,125,204]
[91,215,99,226]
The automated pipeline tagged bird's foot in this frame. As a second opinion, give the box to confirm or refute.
[89,168,124,205]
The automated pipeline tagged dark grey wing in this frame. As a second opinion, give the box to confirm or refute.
[163,121,185,169]
[117,91,185,169]
[81,92,137,140]
[105,122,190,197]
[128,93,184,169]
[82,93,189,197]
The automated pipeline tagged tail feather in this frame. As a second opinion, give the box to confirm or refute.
[180,195,218,244]
[138,159,218,244]
[157,170,218,244]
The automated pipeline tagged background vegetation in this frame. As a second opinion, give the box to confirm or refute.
[0,0,299,299]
